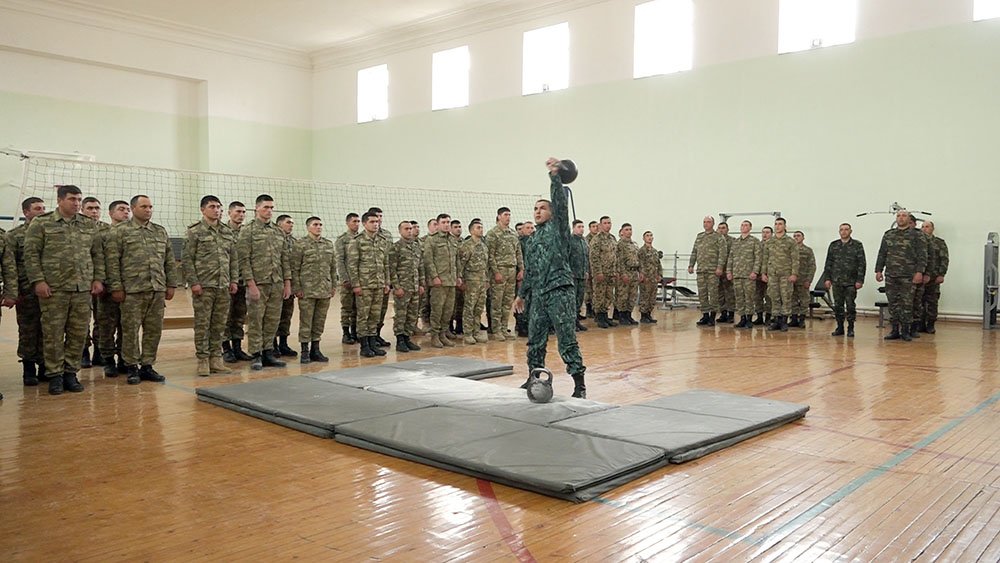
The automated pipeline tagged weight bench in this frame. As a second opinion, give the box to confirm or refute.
[876,286,889,327]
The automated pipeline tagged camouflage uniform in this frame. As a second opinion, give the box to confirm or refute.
[347,231,389,337]
[589,232,617,315]
[6,224,43,366]
[637,244,662,315]
[291,234,337,343]
[615,237,640,316]
[224,220,248,342]
[761,234,799,316]
[452,233,466,330]
[689,230,727,313]
[459,236,488,337]
[336,229,358,331]
[107,218,181,367]
[514,234,532,336]
[910,228,934,327]
[876,226,927,328]
[922,235,949,326]
[0,230,18,319]
[377,227,395,331]
[94,222,123,362]
[388,237,422,337]
[485,224,523,335]
[583,231,595,309]
[423,230,459,334]
[718,235,736,313]
[182,218,238,359]
[569,233,589,314]
[726,234,762,316]
[821,238,866,322]
[791,244,816,317]
[417,233,431,326]
[24,212,105,377]
[239,218,290,354]
[277,233,297,338]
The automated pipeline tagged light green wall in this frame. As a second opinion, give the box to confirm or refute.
[312,20,1000,316]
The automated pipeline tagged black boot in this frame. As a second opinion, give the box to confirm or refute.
[278,335,298,357]
[787,314,800,328]
[847,321,855,338]
[768,315,781,330]
[571,373,587,399]
[81,346,92,369]
[926,320,936,334]
[586,303,594,318]
[723,311,734,324]
[342,325,355,344]
[625,312,639,325]
[641,312,658,324]
[116,355,128,374]
[127,365,141,384]
[375,325,391,347]
[232,339,254,361]
[350,325,359,344]
[300,342,312,364]
[222,340,236,363]
[916,320,927,333]
[735,315,748,329]
[765,313,772,325]
[360,337,377,358]
[371,336,387,356]
[831,318,845,336]
[103,360,118,377]
[606,311,618,327]
[139,365,166,382]
[310,341,330,362]
[884,322,901,340]
[696,312,710,326]
[753,313,765,325]
[707,312,717,327]
[22,361,39,386]
[900,324,912,342]
[575,320,588,332]
[92,345,105,367]
[63,372,85,392]
[250,353,263,371]
[454,320,464,335]
[909,322,921,339]
[261,349,287,367]
[396,335,411,353]
[49,373,64,395]
[37,363,50,382]
[403,335,421,351]
[596,312,610,329]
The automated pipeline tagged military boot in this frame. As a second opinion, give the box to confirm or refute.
[375,325,391,347]
[277,336,298,357]
[371,337,387,356]
[753,313,765,325]
[734,315,748,329]
[576,320,588,332]
[430,332,444,348]
[351,325,360,343]
[103,360,118,378]
[900,324,912,342]
[342,326,355,344]
[571,373,587,399]
[440,331,455,348]
[300,343,312,364]
[261,349,287,367]
[909,322,921,338]
[696,312,710,326]
[641,312,657,324]
[310,341,330,362]
[787,315,800,328]
[209,357,232,374]
[63,372,85,392]
[831,317,845,336]
[624,312,638,325]
[22,361,39,386]
[250,354,263,371]
[884,322,901,340]
[124,365,140,385]
[360,337,377,358]
[81,346,92,369]
[232,339,254,361]
[847,321,855,338]
[779,315,789,332]
[463,334,477,345]
[454,319,464,335]
[585,303,595,318]
[925,321,936,334]
[92,345,105,367]
[596,312,610,329]
[139,365,166,382]
[222,340,236,363]
[116,355,128,374]
[397,336,412,352]
[916,320,928,333]
[404,335,422,351]
[764,313,772,325]
[197,358,211,377]
[49,373,64,395]
[474,331,489,343]
[706,312,717,327]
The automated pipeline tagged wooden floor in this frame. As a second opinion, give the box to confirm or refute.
[2,304,1000,562]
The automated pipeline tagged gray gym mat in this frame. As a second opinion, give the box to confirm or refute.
[196,377,430,437]
[445,394,618,426]
[306,365,436,389]
[335,406,667,501]
[388,356,514,379]
[368,376,526,404]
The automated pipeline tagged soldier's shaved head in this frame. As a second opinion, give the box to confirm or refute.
[703,216,715,232]
[922,221,935,235]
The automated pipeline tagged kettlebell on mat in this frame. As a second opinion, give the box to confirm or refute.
[526,368,554,404]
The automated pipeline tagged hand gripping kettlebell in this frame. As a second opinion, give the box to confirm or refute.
[526,367,554,404]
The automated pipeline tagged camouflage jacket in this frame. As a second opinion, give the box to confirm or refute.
[822,238,866,286]
[726,235,761,279]
[761,233,799,277]
[876,226,927,278]
[589,231,617,277]
[347,230,389,289]
[5,224,30,295]
[928,236,949,278]
[616,238,640,274]
[107,218,181,292]
[423,231,460,286]
[638,245,662,281]
[238,218,290,285]
[225,220,245,282]
[689,230,728,273]
[335,230,358,285]
[291,234,337,298]
[485,224,523,276]
[23,211,105,292]
[182,219,239,289]
[519,174,573,299]
[569,234,589,280]
[389,238,422,292]
[0,228,17,299]
[459,236,489,282]
[796,244,817,283]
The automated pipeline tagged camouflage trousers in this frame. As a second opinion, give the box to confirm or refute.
[490,267,517,334]
[429,285,456,333]
[696,271,720,313]
[379,292,389,326]
[921,282,941,323]
[96,293,122,356]
[592,276,615,313]
[225,283,247,340]
[718,277,735,311]
[733,278,756,316]
[766,276,794,316]
[392,289,420,337]
[527,285,585,377]
[121,291,166,366]
[831,284,858,321]
[453,286,465,325]
[462,280,488,334]
[419,284,431,324]
[298,297,331,342]
[574,278,586,314]
[247,282,283,354]
[755,279,770,314]
[277,295,295,337]
[15,291,43,363]
[356,288,383,337]
[791,282,811,316]
[885,276,916,326]
[193,287,229,359]
[85,295,99,349]
[639,279,658,314]
[39,291,91,377]
[584,276,592,306]
[616,273,638,313]
[912,282,926,325]
[340,285,356,328]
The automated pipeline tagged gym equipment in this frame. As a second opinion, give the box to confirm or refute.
[986,232,998,330]
[558,159,578,184]
[526,368,554,403]
[389,356,513,379]
[857,201,934,229]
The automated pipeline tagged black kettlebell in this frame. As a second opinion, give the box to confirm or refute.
[558,159,578,184]
[526,367,555,404]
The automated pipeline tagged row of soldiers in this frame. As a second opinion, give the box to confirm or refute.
[581,218,664,328]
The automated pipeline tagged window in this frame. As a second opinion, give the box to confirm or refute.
[778,0,857,54]
[634,0,693,78]
[357,64,388,123]
[432,46,470,110]
[522,22,569,95]
[975,0,1000,21]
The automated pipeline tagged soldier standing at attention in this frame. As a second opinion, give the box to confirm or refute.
[97,200,131,377]
[688,216,727,327]
[108,194,180,384]
[485,207,523,341]
[726,220,761,329]
[919,221,948,333]
[906,213,933,339]
[182,195,238,377]
[0,223,18,348]
[291,216,337,363]
[822,223,866,337]
[79,196,107,369]
[335,213,361,345]
[24,185,105,395]
[754,226,773,325]
[449,219,466,335]
[274,214,298,357]
[583,220,599,318]
[8,197,46,386]
[589,216,618,329]
[459,219,489,344]
[424,213,461,348]
[716,222,736,323]
[417,218,438,334]
[615,223,640,325]
[569,220,589,331]
[514,221,535,337]
[222,201,254,363]
[239,194,292,370]
[876,209,927,341]
[788,231,816,328]
[760,217,799,332]
[637,230,661,324]
[368,207,393,348]
[513,158,587,399]
[348,212,390,358]
[388,220,423,353]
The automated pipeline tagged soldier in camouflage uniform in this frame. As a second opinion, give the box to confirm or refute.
[876,210,927,341]
[514,221,535,337]
[348,212,390,358]
[388,220,424,352]
[486,207,523,341]
[108,195,180,384]
[514,158,587,399]
[583,221,598,317]
[919,221,948,334]
[424,213,462,348]
[96,200,130,377]
[222,201,254,363]
[637,230,662,324]
[239,194,292,370]
[906,213,933,339]
[7,197,46,386]
[24,185,105,395]
[760,217,799,332]
[459,219,489,345]
[449,220,466,335]
[335,212,361,344]
[726,220,761,329]
[569,220,589,331]
[688,216,727,327]
[589,216,618,329]
[1,225,18,356]
[291,216,338,363]
[822,223,866,337]
[368,207,394,348]
[753,226,773,325]
[80,196,105,368]
[182,195,238,377]
[615,223,640,325]
[788,231,816,328]
[274,215,298,357]
[417,218,437,333]
[716,222,736,323]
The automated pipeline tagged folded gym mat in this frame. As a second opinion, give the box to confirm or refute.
[306,365,436,389]
[444,394,618,426]
[368,376,527,404]
[195,377,431,438]
[388,356,514,379]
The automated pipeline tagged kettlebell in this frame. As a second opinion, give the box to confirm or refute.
[526,367,554,404]
[558,159,578,184]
